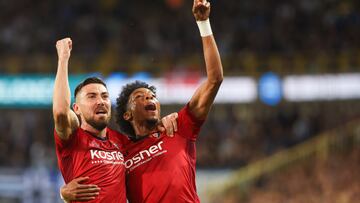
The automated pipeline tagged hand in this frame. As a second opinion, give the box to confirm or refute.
[56,38,72,61]
[157,112,178,137]
[192,0,210,21]
[60,177,100,202]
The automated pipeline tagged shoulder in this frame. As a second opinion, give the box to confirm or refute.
[54,127,82,149]
[178,104,205,126]
[175,104,205,141]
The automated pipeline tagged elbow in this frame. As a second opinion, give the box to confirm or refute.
[217,74,224,84]
[214,66,224,85]
[210,74,223,86]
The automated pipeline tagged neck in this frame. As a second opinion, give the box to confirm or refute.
[81,122,107,138]
[132,120,158,138]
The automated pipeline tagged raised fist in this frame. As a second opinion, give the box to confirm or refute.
[192,0,210,21]
[56,38,72,60]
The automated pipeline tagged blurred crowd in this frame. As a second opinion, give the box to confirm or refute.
[0,0,359,75]
[217,146,360,203]
[1,101,359,169]
[195,101,360,168]
[0,109,56,169]
[1,0,360,202]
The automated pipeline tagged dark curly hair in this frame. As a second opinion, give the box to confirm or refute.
[115,80,156,140]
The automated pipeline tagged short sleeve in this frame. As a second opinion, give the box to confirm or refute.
[176,103,205,141]
[54,128,78,151]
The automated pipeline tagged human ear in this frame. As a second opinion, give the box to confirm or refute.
[123,111,132,121]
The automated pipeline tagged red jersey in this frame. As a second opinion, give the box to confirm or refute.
[124,105,204,203]
[54,127,127,203]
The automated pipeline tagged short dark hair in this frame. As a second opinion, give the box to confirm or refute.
[115,80,156,140]
[74,77,107,98]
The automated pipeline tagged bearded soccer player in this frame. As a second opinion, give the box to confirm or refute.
[53,38,126,203]
[53,38,178,203]
[61,0,222,201]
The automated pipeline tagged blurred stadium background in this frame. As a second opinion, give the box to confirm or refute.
[0,0,360,202]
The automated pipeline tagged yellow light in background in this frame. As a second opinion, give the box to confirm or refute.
[165,0,184,9]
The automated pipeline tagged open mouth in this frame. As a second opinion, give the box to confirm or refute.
[145,103,156,111]
[95,109,108,115]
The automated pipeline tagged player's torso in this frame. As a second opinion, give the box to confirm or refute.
[56,128,127,203]
[124,132,199,203]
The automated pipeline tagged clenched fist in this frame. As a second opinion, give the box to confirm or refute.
[56,38,72,60]
[192,0,210,21]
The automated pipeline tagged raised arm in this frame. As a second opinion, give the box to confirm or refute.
[188,0,223,120]
[53,38,79,140]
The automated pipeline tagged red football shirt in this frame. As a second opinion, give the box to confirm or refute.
[54,127,127,203]
[124,105,204,203]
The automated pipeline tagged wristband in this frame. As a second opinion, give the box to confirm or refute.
[196,19,213,37]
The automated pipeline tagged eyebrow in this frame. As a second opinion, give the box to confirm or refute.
[85,91,108,96]
[132,90,144,95]
[130,92,142,99]
[133,89,155,95]
[86,92,97,96]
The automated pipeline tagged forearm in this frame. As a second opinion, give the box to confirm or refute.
[202,35,223,85]
[53,59,71,115]
[188,26,223,120]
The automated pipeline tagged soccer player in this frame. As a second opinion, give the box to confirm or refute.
[116,0,222,201]
[53,38,178,203]
[61,0,222,201]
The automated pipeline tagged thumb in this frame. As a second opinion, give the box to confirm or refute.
[68,40,72,50]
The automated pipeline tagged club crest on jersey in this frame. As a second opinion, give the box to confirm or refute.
[90,140,100,148]
[112,141,120,150]
[151,132,160,138]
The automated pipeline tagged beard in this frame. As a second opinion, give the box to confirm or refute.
[145,118,160,129]
[85,117,109,131]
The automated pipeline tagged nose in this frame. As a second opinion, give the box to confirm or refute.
[145,94,154,100]
[97,97,106,105]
